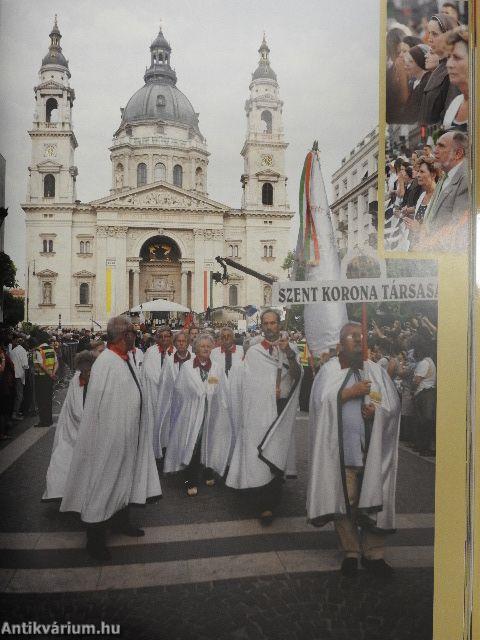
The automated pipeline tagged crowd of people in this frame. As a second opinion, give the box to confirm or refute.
[384,129,468,251]
[387,2,469,127]
[0,307,437,578]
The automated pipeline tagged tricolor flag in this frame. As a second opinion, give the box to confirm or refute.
[296,143,348,356]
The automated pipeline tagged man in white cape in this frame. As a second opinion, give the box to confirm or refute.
[164,334,231,495]
[43,350,96,502]
[157,331,192,453]
[307,322,400,578]
[141,327,175,459]
[61,316,161,561]
[226,309,302,525]
[211,326,244,464]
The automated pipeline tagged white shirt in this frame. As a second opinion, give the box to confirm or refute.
[10,344,29,383]
[443,94,465,129]
[414,357,436,395]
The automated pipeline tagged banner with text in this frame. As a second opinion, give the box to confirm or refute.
[272,278,438,306]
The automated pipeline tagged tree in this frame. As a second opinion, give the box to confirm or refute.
[0,252,18,325]
[2,291,24,327]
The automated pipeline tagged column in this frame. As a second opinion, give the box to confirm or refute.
[193,229,204,311]
[95,227,108,326]
[133,268,140,306]
[181,270,188,307]
[115,227,128,314]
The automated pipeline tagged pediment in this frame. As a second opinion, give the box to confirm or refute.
[36,269,58,278]
[73,270,96,278]
[90,182,229,212]
[255,169,281,179]
[37,80,65,91]
[37,160,62,171]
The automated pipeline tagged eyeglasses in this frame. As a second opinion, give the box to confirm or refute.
[344,333,364,341]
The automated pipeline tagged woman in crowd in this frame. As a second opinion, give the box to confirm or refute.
[412,337,437,457]
[419,13,460,124]
[43,350,96,501]
[386,28,410,123]
[402,44,431,122]
[443,26,469,131]
[0,339,15,440]
[404,156,439,249]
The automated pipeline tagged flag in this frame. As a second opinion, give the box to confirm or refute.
[296,144,348,356]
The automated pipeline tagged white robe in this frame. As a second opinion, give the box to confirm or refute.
[307,358,400,532]
[141,345,173,459]
[226,342,302,489]
[60,348,161,523]
[43,371,85,501]
[129,347,144,371]
[210,346,244,464]
[163,359,231,476]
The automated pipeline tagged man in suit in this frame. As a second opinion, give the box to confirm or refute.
[420,130,468,251]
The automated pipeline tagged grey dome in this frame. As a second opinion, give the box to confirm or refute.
[122,82,200,132]
[252,64,277,81]
[42,49,69,68]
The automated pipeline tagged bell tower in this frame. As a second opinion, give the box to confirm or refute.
[240,35,289,213]
[27,16,78,204]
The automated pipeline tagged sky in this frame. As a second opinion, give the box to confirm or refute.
[0,0,379,285]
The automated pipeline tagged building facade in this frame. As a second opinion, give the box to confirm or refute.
[23,20,293,327]
[329,127,378,254]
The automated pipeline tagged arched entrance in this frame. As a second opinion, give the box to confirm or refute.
[138,235,182,303]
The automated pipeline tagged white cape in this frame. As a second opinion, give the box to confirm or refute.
[163,359,232,476]
[226,342,302,490]
[141,345,172,459]
[60,349,161,523]
[43,371,84,501]
[307,358,400,532]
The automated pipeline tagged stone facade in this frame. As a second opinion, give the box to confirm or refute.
[23,22,293,327]
[330,127,379,254]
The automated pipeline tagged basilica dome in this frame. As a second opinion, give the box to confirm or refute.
[119,27,201,136]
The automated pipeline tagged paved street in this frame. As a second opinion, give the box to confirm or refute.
[0,405,435,639]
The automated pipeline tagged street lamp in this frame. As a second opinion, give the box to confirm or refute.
[26,259,36,324]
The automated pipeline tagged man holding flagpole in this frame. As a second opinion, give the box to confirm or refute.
[307,321,401,578]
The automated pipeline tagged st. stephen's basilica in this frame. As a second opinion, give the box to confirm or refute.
[24,18,293,327]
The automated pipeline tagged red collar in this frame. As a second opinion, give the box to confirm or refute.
[193,356,211,371]
[108,344,129,361]
[221,344,236,354]
[261,339,275,352]
[174,351,191,363]
[158,345,174,355]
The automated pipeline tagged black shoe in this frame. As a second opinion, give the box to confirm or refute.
[86,541,111,562]
[340,557,358,577]
[361,557,394,579]
[259,510,274,527]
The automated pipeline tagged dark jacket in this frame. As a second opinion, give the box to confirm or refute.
[419,59,460,124]
[402,72,431,124]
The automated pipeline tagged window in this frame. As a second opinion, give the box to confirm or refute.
[229,245,233,257]
[80,241,85,253]
[79,282,89,305]
[42,282,52,304]
[137,163,147,187]
[46,98,58,123]
[260,110,272,134]
[264,245,268,258]
[233,245,239,258]
[48,240,53,253]
[268,245,273,257]
[43,239,54,253]
[85,241,90,253]
[262,183,273,206]
[44,174,55,198]
[229,285,238,306]
[173,164,183,187]
[156,94,166,108]
[263,285,272,305]
[195,167,203,190]
[154,162,166,182]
